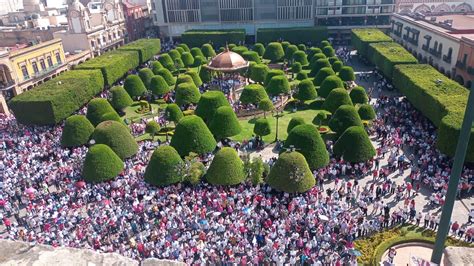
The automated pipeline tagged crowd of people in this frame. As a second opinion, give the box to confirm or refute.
[0,43,473,264]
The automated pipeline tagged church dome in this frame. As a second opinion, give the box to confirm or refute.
[206,48,249,72]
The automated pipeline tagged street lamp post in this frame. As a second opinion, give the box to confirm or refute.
[430,83,474,264]
[274,109,284,143]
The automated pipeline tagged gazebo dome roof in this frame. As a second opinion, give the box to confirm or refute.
[206,49,249,72]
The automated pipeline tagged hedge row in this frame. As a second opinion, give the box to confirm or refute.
[369,42,418,79]
[181,29,245,48]
[257,27,328,45]
[75,50,139,86]
[351,28,392,58]
[117,38,161,64]
[10,70,104,125]
[393,64,474,162]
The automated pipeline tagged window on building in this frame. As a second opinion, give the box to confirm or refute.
[21,65,29,80]
[56,53,62,64]
[444,47,453,63]
[463,53,468,65]
[32,62,39,74]
[91,40,95,48]
[437,43,443,56]
[47,56,53,67]
[40,59,46,70]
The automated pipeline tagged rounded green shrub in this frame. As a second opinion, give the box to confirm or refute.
[170,115,217,156]
[259,98,274,114]
[228,43,236,50]
[201,43,216,58]
[190,47,204,58]
[264,69,285,86]
[124,74,146,98]
[181,52,194,67]
[232,46,248,55]
[322,46,335,57]
[82,144,123,183]
[328,56,339,65]
[328,104,362,134]
[195,90,230,123]
[297,44,306,51]
[92,120,138,159]
[263,42,285,63]
[308,47,323,57]
[149,75,170,96]
[313,112,328,126]
[165,103,183,123]
[240,84,268,105]
[350,86,369,104]
[254,117,271,136]
[110,86,133,110]
[185,70,203,87]
[206,147,245,185]
[178,43,190,52]
[138,68,154,89]
[281,41,290,51]
[320,40,331,48]
[156,68,175,86]
[145,120,161,135]
[168,49,181,61]
[332,61,344,73]
[86,98,117,126]
[175,46,185,54]
[243,51,261,63]
[358,104,376,120]
[61,115,94,147]
[310,58,331,77]
[199,67,213,83]
[333,126,375,162]
[267,151,315,193]
[158,53,175,72]
[253,43,265,56]
[319,75,344,98]
[266,75,290,96]
[292,51,308,65]
[284,124,329,170]
[296,72,308,80]
[193,55,207,67]
[151,61,163,74]
[209,106,242,139]
[285,45,298,60]
[176,74,194,86]
[218,47,225,53]
[339,66,355,81]
[250,64,269,84]
[287,117,305,133]
[101,111,121,123]
[144,145,183,186]
[291,62,302,73]
[314,67,336,86]
[175,82,201,106]
[296,79,317,102]
[309,53,326,68]
[174,58,185,69]
[323,89,353,114]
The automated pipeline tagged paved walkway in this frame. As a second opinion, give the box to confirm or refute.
[381,243,441,266]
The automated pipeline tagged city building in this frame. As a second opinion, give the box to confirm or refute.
[0,0,23,15]
[0,0,68,28]
[53,0,126,57]
[122,0,151,41]
[151,0,395,42]
[395,0,473,14]
[389,13,474,86]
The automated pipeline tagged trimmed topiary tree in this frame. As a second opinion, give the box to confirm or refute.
[266,75,290,96]
[287,117,305,134]
[91,120,138,159]
[86,98,118,126]
[309,53,326,68]
[240,84,268,105]
[322,46,335,57]
[185,70,203,87]
[285,45,298,60]
[333,126,375,162]
[158,53,175,72]
[201,43,216,58]
[165,103,183,124]
[206,147,245,185]
[175,82,201,106]
[156,68,175,86]
[358,104,376,120]
[250,63,268,84]
[320,40,331,48]
[332,61,344,73]
[243,51,261,63]
[264,69,285,86]
[144,145,183,186]
[319,75,344,98]
[174,58,185,69]
[328,56,339,65]
[281,41,290,51]
[199,67,213,83]
[308,47,322,57]
[195,90,230,123]
[313,112,328,127]
[110,86,133,111]
[149,75,170,96]
[313,67,336,86]
[292,51,308,65]
[232,46,248,55]
[181,52,194,67]
[145,120,161,135]
[170,115,217,156]
[190,47,204,58]
[124,74,146,98]
[284,124,329,170]
[176,75,194,86]
[263,42,285,63]
[61,115,94,147]
[296,72,308,80]
[151,61,163,74]
[253,43,265,56]
[323,89,354,114]
[175,47,185,54]
[296,79,317,103]
[310,58,331,77]
[339,66,355,81]
[350,86,369,104]
[291,62,302,74]
[193,55,207,67]
[209,106,242,139]
[266,151,315,193]
[82,144,123,183]
[101,111,122,123]
[254,117,271,137]
[259,98,274,118]
[168,49,181,61]
[138,68,154,89]
[298,44,306,51]
[328,105,362,134]
[178,43,190,52]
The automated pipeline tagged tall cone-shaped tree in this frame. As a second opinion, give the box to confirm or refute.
[209,106,242,140]
[267,151,315,193]
[86,98,118,126]
[333,126,375,162]
[170,115,217,156]
[206,147,245,185]
[322,88,353,113]
[91,120,139,159]
[61,115,94,147]
[195,91,230,123]
[284,124,329,170]
[110,86,133,111]
[144,145,183,186]
[82,144,123,183]
[328,105,362,135]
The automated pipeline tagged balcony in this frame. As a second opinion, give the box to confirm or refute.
[31,63,63,80]
[0,81,16,91]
